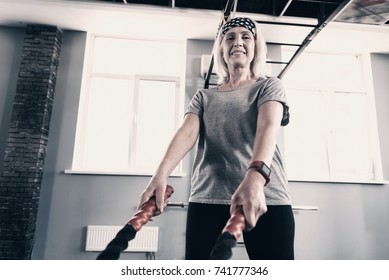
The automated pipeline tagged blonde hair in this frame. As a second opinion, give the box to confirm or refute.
[213,18,267,84]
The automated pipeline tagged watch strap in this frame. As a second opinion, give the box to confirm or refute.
[247,161,271,186]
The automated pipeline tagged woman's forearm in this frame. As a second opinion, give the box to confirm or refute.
[138,113,200,211]
[153,113,200,178]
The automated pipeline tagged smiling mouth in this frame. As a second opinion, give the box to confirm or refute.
[231,50,246,55]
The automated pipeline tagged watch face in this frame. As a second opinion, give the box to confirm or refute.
[261,162,271,176]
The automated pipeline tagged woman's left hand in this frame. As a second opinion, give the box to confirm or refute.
[231,169,268,230]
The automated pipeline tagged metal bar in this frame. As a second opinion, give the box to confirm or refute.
[167,202,319,211]
[204,60,215,89]
[319,1,327,21]
[292,206,319,211]
[167,202,187,208]
[267,42,301,47]
[277,0,354,79]
[267,61,289,64]
[279,0,294,17]
[232,0,238,17]
[272,0,277,16]
[255,20,317,28]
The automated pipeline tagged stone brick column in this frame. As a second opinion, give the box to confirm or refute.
[0,25,62,259]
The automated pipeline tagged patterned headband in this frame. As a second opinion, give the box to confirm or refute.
[220,17,256,38]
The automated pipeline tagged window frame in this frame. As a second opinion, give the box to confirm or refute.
[282,50,384,184]
[66,34,186,176]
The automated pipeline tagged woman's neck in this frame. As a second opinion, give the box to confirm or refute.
[221,69,256,90]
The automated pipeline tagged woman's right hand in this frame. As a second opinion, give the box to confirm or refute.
[137,176,168,216]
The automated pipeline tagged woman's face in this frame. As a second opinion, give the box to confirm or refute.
[221,26,255,70]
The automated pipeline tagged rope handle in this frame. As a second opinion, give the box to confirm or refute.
[222,205,245,240]
[128,185,174,231]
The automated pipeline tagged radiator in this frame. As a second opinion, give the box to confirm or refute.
[85,225,159,252]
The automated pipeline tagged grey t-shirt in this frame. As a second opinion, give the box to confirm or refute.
[185,77,292,206]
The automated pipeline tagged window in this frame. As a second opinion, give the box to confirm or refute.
[282,51,383,183]
[70,36,185,175]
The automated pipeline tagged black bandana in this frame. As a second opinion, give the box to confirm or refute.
[220,17,256,38]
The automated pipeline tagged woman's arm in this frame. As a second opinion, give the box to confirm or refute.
[138,113,200,212]
[231,100,284,229]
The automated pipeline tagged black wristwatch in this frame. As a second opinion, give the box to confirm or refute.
[247,161,271,186]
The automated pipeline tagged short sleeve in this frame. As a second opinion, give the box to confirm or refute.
[257,77,290,126]
[185,90,204,118]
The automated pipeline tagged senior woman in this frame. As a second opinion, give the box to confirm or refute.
[138,17,295,260]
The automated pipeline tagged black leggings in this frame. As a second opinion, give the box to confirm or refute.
[185,202,295,260]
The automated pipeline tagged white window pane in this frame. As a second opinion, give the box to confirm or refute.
[327,92,374,180]
[132,80,177,172]
[81,78,134,171]
[92,37,183,76]
[284,89,330,180]
[283,52,363,91]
